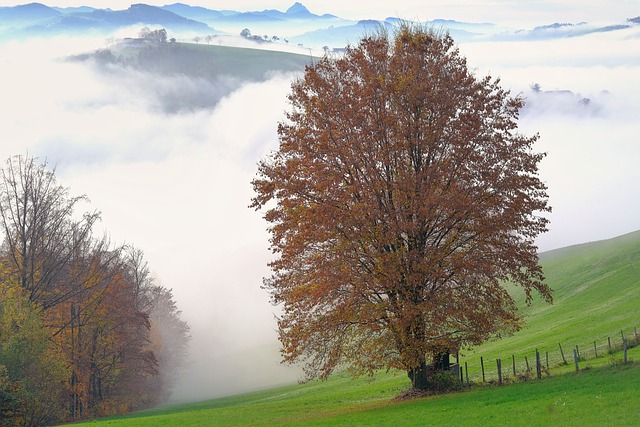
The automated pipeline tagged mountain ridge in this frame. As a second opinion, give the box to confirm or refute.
[0,2,637,48]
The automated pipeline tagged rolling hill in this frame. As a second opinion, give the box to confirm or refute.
[64,230,640,425]
[67,41,314,114]
[469,230,640,367]
[2,2,637,48]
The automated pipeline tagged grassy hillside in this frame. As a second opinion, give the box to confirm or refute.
[66,349,640,426]
[69,42,315,113]
[67,231,640,425]
[173,43,314,80]
[115,41,314,82]
[465,230,640,375]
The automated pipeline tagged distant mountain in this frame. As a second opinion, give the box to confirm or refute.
[0,2,349,41]
[161,3,225,22]
[289,19,393,48]
[286,2,309,15]
[226,1,336,21]
[7,3,212,37]
[0,2,60,26]
[289,17,488,49]
[159,1,342,35]
[207,8,336,23]
[1,2,636,47]
[285,2,335,19]
[52,6,96,14]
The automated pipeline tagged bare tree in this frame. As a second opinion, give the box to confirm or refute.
[0,155,100,309]
[124,245,153,309]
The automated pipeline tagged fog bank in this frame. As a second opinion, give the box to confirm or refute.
[1,23,638,400]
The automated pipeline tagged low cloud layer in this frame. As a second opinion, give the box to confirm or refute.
[458,26,640,251]
[0,35,304,400]
[1,24,639,400]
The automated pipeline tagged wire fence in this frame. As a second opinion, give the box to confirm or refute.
[454,324,639,385]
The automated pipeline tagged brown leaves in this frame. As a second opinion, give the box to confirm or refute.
[252,24,551,387]
[0,157,189,421]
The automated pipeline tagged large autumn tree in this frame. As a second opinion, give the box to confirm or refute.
[251,25,552,391]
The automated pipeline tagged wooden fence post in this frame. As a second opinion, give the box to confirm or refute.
[512,354,516,376]
[608,337,612,352]
[465,362,469,385]
[593,341,598,358]
[525,356,530,373]
[559,343,566,364]
[575,345,580,360]
[535,349,541,380]
[573,348,579,372]
[546,351,549,370]
[481,356,485,382]
[497,359,502,385]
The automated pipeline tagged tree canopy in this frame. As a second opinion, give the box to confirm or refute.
[251,25,552,390]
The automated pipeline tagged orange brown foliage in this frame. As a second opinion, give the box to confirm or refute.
[252,25,552,390]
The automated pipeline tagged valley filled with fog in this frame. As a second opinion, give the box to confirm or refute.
[1,4,639,401]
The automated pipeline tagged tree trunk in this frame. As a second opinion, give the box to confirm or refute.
[407,351,451,390]
[407,360,430,390]
[433,351,450,372]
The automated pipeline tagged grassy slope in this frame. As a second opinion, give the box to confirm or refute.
[465,230,640,376]
[68,230,640,426]
[120,42,314,82]
[179,43,315,79]
[67,350,640,426]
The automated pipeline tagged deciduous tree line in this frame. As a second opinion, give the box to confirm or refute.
[0,156,190,425]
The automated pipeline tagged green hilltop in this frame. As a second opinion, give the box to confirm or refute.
[68,41,315,113]
[111,41,314,81]
[66,230,640,425]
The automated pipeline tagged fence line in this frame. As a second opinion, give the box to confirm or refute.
[457,323,639,385]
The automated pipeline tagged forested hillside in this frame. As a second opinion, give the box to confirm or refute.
[0,156,190,425]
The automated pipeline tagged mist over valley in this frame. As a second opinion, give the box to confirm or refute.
[1,0,639,408]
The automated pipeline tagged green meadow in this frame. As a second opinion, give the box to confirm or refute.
[177,42,313,79]
[68,231,640,426]
[110,41,313,82]
[461,230,640,380]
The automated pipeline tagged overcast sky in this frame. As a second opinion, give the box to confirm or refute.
[1,0,639,401]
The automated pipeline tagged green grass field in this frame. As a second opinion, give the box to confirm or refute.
[68,231,640,426]
[177,43,314,79]
[112,41,314,83]
[463,230,640,380]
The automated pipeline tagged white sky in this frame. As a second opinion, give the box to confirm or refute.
[1,0,640,401]
[0,0,638,27]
